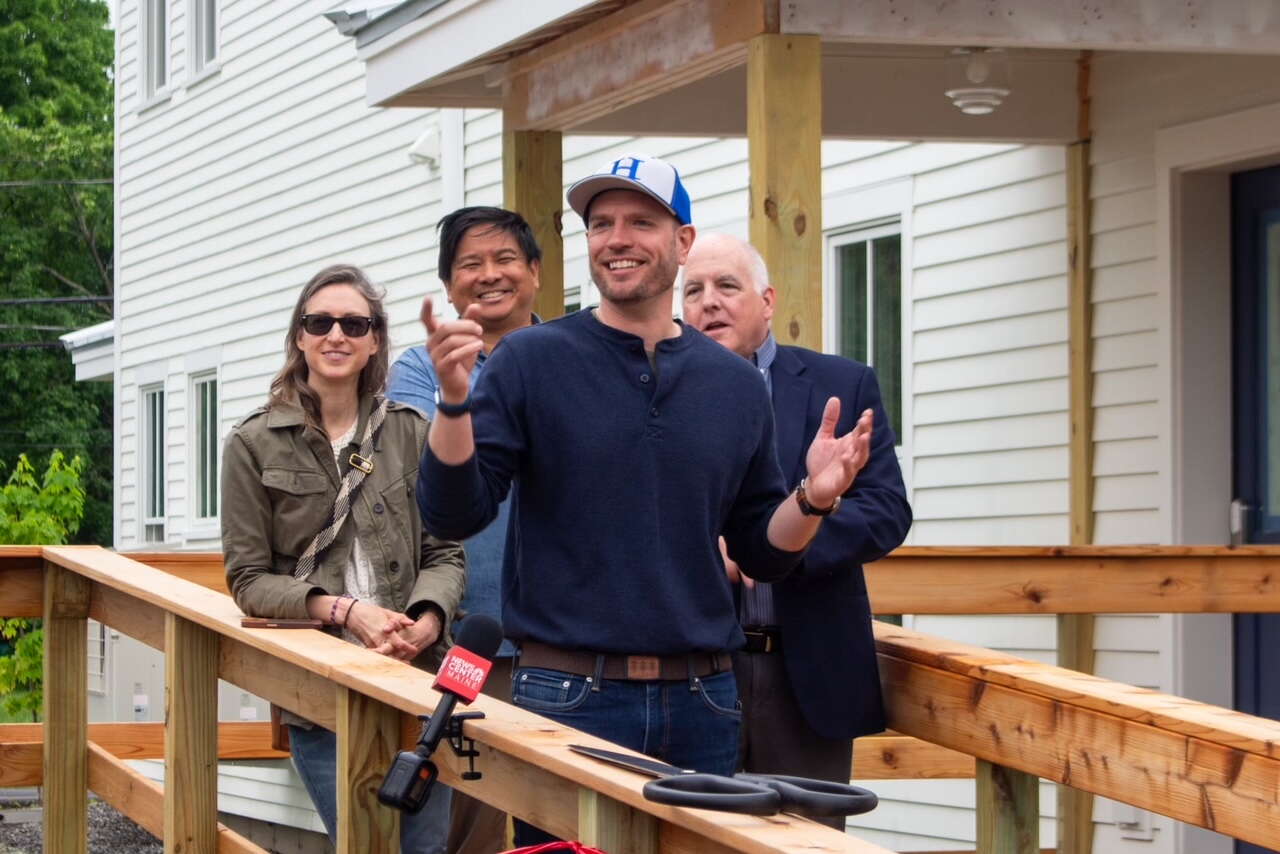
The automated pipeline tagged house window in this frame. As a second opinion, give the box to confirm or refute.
[87,621,108,695]
[141,385,166,542]
[188,0,218,74]
[192,373,219,520]
[831,224,903,442]
[142,0,169,99]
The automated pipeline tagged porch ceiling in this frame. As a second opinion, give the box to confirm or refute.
[351,0,1280,141]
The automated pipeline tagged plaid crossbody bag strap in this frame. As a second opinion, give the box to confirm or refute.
[292,397,389,581]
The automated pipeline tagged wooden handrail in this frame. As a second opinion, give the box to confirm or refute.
[42,545,1280,615]
[868,544,1280,613]
[8,544,1280,849]
[7,546,889,854]
[875,620,1280,848]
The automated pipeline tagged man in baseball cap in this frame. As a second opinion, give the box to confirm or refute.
[416,152,874,844]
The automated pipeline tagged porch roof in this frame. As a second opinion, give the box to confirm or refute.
[334,0,1280,141]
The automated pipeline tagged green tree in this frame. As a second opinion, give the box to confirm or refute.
[0,450,87,719]
[0,0,114,546]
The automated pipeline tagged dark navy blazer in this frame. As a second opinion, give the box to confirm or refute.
[768,345,912,740]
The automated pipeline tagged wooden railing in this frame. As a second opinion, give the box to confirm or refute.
[4,545,1280,852]
[0,546,893,854]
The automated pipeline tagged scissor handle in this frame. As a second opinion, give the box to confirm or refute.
[642,774,781,815]
[737,773,879,817]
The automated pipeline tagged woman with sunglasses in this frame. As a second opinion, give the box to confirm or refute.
[221,263,465,852]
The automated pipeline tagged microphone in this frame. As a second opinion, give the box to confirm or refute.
[419,614,503,753]
[377,615,503,813]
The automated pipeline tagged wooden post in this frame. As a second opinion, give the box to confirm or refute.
[976,760,1039,854]
[578,788,658,853]
[164,613,219,854]
[42,560,90,854]
[336,686,400,854]
[1059,136,1097,854]
[503,115,564,319]
[747,33,823,351]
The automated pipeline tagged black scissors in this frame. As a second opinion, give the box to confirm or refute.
[568,744,878,817]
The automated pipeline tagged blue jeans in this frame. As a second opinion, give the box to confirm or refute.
[288,724,451,853]
[509,666,740,845]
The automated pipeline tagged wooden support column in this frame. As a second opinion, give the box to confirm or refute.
[503,116,564,319]
[336,686,400,854]
[748,33,823,351]
[43,560,90,854]
[1059,123,1097,854]
[578,788,658,853]
[976,760,1039,854]
[164,613,219,854]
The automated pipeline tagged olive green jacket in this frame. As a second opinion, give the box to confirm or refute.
[221,394,466,673]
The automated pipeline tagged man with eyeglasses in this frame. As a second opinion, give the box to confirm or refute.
[415,154,873,843]
[387,207,541,854]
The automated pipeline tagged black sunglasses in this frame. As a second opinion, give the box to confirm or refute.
[300,314,378,337]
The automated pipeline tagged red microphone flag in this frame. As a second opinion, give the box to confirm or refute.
[433,646,492,703]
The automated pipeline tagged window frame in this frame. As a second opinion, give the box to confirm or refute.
[186,0,220,82]
[140,0,171,105]
[87,621,109,696]
[189,371,220,525]
[827,220,907,445]
[140,383,167,543]
[821,182,914,497]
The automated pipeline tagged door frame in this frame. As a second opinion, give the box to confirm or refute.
[1155,101,1280,854]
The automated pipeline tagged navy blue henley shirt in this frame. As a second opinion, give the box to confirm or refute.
[418,308,802,655]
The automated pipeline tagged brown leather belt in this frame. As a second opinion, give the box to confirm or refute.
[741,627,782,654]
[519,640,730,681]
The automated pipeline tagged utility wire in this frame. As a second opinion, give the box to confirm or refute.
[0,179,112,188]
[0,297,112,305]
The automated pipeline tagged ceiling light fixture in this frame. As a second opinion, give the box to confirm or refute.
[945,48,1011,116]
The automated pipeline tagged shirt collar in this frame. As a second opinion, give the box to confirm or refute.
[752,331,778,376]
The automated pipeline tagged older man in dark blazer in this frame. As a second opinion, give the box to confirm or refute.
[682,233,913,829]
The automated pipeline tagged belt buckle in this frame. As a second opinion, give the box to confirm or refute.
[626,655,660,679]
[348,453,374,474]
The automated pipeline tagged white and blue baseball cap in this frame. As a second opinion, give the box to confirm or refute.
[567,153,692,226]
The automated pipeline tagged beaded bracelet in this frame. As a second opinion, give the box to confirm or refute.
[328,595,345,626]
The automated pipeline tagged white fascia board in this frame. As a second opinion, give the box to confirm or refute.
[59,319,116,351]
[60,320,116,382]
[358,0,601,107]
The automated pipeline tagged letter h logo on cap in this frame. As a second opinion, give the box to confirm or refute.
[567,152,693,227]
[610,157,644,179]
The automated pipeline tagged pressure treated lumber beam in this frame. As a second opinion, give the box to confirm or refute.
[44,545,891,854]
[0,722,288,760]
[1061,132,1096,854]
[854,734,975,779]
[865,546,1280,614]
[87,741,267,854]
[165,614,219,854]
[748,33,824,351]
[337,687,400,854]
[579,787,659,853]
[977,760,1039,854]
[502,121,564,320]
[93,546,1280,615]
[876,622,1280,848]
[0,565,42,617]
[501,0,772,130]
[43,559,89,854]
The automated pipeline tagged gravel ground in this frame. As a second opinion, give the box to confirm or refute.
[0,800,162,853]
